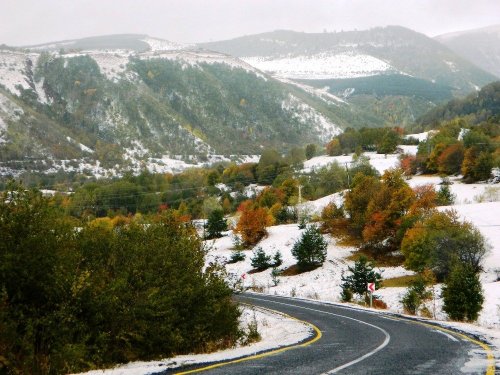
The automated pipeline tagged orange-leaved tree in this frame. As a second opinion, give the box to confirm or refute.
[234,200,274,246]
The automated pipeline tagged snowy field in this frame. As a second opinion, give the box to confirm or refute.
[74,305,312,375]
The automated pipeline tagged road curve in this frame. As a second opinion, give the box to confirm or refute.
[171,293,495,375]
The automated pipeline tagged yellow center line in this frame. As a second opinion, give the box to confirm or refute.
[174,304,322,374]
[389,316,496,375]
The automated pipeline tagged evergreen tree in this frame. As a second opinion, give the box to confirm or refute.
[341,256,382,298]
[291,226,328,270]
[205,209,227,239]
[251,247,272,271]
[436,184,455,206]
[228,249,246,263]
[272,250,283,267]
[442,264,484,321]
[305,144,317,160]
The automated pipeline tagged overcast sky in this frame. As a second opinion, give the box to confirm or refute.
[1,0,500,46]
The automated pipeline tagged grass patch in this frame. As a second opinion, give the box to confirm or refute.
[383,274,420,288]
[280,264,320,276]
[346,249,405,267]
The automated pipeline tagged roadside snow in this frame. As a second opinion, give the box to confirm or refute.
[73,305,312,375]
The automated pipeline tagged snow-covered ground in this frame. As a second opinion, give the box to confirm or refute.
[243,52,395,80]
[303,152,401,174]
[203,166,500,360]
[74,305,313,375]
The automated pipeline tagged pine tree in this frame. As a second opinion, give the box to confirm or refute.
[228,249,246,263]
[436,184,455,206]
[205,209,227,239]
[251,247,272,271]
[272,250,283,267]
[341,256,382,298]
[291,226,328,270]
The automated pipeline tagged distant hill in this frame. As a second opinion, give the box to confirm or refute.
[416,81,500,127]
[201,26,496,95]
[436,25,500,79]
[0,35,350,177]
[200,27,497,130]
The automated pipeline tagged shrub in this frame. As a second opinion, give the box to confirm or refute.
[291,226,328,270]
[340,287,353,302]
[0,185,241,374]
[271,267,281,286]
[401,210,488,281]
[401,272,434,315]
[442,264,484,322]
[372,299,388,309]
[305,144,317,160]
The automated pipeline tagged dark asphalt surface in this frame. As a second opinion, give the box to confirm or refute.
[169,293,492,375]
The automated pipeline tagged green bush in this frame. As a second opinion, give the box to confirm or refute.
[0,184,240,374]
[401,273,433,315]
[442,264,484,322]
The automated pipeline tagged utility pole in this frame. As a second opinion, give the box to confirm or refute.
[297,184,302,223]
[345,162,351,189]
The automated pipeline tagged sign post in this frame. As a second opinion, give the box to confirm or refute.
[367,282,375,308]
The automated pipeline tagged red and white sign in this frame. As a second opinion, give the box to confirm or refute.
[367,282,375,293]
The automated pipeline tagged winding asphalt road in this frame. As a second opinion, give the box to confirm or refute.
[171,293,495,375]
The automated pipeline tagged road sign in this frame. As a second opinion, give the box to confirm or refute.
[367,282,375,293]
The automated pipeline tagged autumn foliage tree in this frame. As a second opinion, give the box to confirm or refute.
[361,169,415,253]
[344,174,381,235]
[401,210,488,281]
[234,200,274,246]
[437,143,464,175]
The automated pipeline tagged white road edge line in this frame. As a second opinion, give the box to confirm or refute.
[432,329,459,342]
[243,295,391,374]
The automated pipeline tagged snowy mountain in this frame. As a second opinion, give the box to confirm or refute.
[200,27,496,93]
[199,27,498,131]
[435,24,500,79]
[0,35,349,177]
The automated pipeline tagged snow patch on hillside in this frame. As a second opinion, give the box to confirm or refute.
[0,92,24,135]
[303,152,400,174]
[140,49,268,80]
[66,136,94,153]
[141,37,184,52]
[282,94,341,141]
[278,78,346,105]
[86,52,130,81]
[0,50,38,94]
[405,131,433,142]
[243,52,394,79]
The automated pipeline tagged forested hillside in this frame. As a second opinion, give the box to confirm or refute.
[415,81,500,128]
